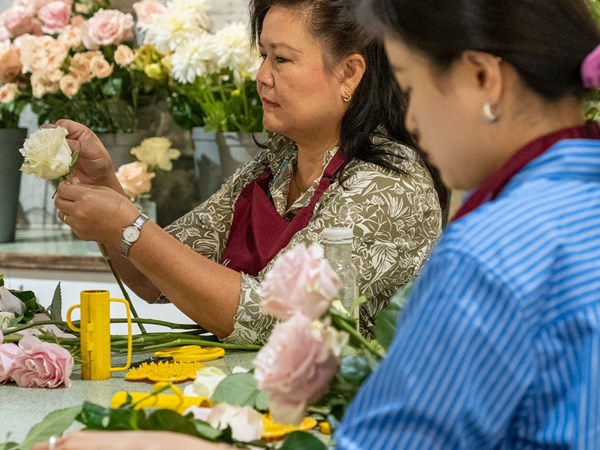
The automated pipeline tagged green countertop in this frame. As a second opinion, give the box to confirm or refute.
[0,350,257,443]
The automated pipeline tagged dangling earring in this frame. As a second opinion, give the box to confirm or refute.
[342,90,352,102]
[483,102,499,123]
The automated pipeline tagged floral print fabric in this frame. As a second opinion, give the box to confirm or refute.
[163,133,442,344]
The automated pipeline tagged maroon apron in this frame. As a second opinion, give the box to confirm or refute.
[221,151,347,276]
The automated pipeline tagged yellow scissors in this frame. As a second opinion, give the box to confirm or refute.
[153,345,225,363]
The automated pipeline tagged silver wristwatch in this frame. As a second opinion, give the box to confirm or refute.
[119,213,149,258]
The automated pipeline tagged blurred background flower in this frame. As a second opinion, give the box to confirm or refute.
[137,0,263,132]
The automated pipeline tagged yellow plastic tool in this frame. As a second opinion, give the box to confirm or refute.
[110,382,212,414]
[261,414,318,441]
[66,290,133,381]
[154,345,225,363]
[125,360,205,383]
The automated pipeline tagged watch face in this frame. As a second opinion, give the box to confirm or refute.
[123,225,141,242]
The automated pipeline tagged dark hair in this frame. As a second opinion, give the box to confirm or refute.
[363,0,600,100]
[249,0,447,210]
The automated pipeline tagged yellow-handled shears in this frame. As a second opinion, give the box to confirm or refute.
[154,345,225,363]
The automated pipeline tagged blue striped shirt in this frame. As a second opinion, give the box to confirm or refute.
[335,138,600,449]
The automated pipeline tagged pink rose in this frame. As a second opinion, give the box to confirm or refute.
[0,6,34,38]
[260,244,342,321]
[90,54,112,78]
[116,161,155,199]
[0,342,19,384]
[133,0,165,27]
[38,1,70,34]
[114,44,135,67]
[0,83,19,103]
[10,335,74,388]
[81,9,134,50]
[59,73,80,98]
[254,314,340,424]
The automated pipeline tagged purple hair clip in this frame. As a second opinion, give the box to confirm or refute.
[582,44,600,89]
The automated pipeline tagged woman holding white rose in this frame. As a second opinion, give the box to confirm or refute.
[51,0,444,344]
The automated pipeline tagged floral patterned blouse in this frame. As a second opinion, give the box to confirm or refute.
[163,132,442,344]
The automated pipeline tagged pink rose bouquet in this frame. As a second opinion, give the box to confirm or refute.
[0,0,169,132]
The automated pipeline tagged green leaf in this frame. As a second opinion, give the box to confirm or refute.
[279,431,328,450]
[211,373,265,409]
[375,280,414,350]
[339,355,372,385]
[50,283,62,322]
[18,405,82,450]
[138,410,202,436]
[77,401,139,431]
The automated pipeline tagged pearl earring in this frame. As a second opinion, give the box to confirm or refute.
[483,102,499,123]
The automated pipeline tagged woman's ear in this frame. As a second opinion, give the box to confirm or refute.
[338,53,366,99]
[460,50,504,104]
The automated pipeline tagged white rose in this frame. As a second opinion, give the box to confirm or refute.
[130,137,180,171]
[19,127,73,180]
[191,403,263,442]
[183,366,226,398]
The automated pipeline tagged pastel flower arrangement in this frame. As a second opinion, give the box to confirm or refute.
[0,0,168,132]
[136,0,264,131]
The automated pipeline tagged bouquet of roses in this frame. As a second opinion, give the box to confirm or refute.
[0,0,169,133]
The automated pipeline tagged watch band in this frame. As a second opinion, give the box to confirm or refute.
[119,213,150,258]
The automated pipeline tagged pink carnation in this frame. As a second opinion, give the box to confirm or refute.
[10,335,74,388]
[254,314,340,424]
[260,244,341,321]
[37,1,71,34]
[81,9,134,50]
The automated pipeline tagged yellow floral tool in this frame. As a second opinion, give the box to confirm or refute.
[66,290,133,381]
[153,345,225,363]
[261,414,318,441]
[111,382,212,414]
[125,360,205,383]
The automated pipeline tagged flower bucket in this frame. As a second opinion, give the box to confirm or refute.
[191,127,222,203]
[0,128,27,243]
[97,131,153,169]
[217,132,269,181]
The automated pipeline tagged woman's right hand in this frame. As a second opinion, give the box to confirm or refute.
[55,119,120,189]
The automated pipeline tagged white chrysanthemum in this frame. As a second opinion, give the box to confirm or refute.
[211,22,261,83]
[142,0,212,53]
[170,33,217,83]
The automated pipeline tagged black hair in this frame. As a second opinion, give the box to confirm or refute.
[363,0,600,100]
[249,0,447,211]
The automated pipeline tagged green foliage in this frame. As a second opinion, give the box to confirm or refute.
[50,283,63,322]
[169,70,263,132]
[375,280,413,350]
[586,0,600,120]
[280,431,328,450]
[0,94,29,129]
[18,405,83,450]
[211,372,269,411]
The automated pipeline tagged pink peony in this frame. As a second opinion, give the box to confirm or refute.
[81,9,134,50]
[37,1,71,34]
[254,314,340,424]
[260,244,342,321]
[133,0,165,27]
[10,335,74,388]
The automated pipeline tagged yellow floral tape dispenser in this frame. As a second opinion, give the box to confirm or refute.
[66,290,133,380]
